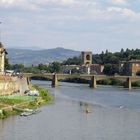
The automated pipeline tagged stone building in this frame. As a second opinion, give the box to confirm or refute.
[81,51,92,65]
[90,64,104,74]
[0,42,7,75]
[120,59,140,76]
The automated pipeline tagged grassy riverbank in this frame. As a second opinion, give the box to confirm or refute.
[0,85,53,119]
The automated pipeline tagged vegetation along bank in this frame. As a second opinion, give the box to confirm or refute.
[0,85,53,119]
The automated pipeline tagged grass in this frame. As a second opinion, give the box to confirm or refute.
[0,84,53,119]
[0,95,35,101]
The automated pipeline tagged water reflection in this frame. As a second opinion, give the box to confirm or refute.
[79,101,92,114]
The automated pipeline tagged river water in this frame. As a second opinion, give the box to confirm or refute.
[1,80,140,140]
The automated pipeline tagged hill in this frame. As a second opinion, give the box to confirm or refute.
[6,47,80,66]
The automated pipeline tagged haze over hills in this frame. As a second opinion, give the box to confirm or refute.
[6,47,80,66]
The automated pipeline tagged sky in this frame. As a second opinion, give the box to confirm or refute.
[0,0,140,53]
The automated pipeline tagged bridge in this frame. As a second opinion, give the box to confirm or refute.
[24,73,140,90]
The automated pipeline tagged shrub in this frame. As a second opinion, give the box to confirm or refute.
[132,81,140,87]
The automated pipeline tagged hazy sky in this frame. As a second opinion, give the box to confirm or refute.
[0,0,140,53]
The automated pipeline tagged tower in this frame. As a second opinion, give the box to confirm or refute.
[81,51,92,65]
[0,42,6,75]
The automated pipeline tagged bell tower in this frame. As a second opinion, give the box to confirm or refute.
[81,51,92,65]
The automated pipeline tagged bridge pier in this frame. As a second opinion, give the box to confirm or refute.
[27,77,31,85]
[125,77,132,90]
[90,76,97,88]
[52,74,58,88]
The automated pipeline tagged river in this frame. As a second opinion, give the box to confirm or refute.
[0,80,140,140]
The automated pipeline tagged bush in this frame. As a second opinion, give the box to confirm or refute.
[97,79,111,85]
[132,81,140,87]
[110,78,124,86]
[32,85,52,102]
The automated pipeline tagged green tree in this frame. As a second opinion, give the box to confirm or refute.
[11,64,24,72]
[48,62,61,73]
[38,64,48,71]
[62,56,81,65]
[103,64,119,75]
[5,57,11,70]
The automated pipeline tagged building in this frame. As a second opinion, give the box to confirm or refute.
[62,51,104,75]
[0,42,7,75]
[90,64,104,74]
[120,59,140,76]
[128,60,140,76]
[62,65,80,74]
[81,51,92,65]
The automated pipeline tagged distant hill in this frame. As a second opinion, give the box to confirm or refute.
[6,47,80,66]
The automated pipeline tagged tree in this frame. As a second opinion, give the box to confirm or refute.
[103,64,119,75]
[11,64,24,72]
[5,57,11,70]
[48,62,61,73]
[38,64,48,71]
[93,54,102,64]
[62,56,81,65]
[121,48,124,54]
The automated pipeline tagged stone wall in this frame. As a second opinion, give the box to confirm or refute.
[0,76,29,95]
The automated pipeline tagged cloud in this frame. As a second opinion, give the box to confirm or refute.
[0,0,98,9]
[0,0,23,5]
[107,7,140,19]
[111,0,127,5]
[1,0,140,52]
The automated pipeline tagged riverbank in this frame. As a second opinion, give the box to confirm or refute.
[0,85,53,119]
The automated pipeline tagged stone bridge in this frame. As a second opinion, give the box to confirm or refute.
[24,73,140,90]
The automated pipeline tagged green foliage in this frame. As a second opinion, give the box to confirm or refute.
[103,64,119,75]
[33,85,52,102]
[10,64,25,72]
[0,98,24,105]
[0,110,7,119]
[38,64,48,71]
[62,56,81,65]
[132,81,140,87]
[97,79,111,85]
[5,57,11,70]
[93,48,140,64]
[97,78,124,86]
[48,62,61,73]
[62,78,89,84]
[110,78,124,86]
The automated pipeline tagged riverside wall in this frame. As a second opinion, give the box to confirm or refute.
[0,76,29,95]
